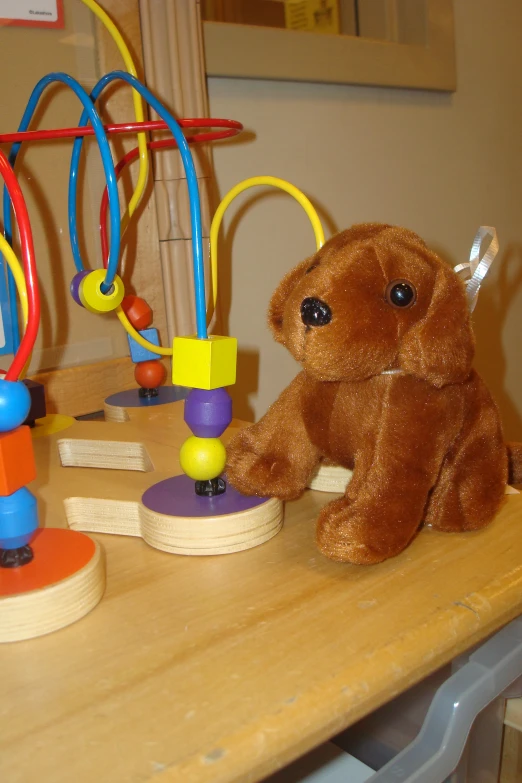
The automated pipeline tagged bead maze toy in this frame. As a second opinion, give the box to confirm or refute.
[0,0,327,642]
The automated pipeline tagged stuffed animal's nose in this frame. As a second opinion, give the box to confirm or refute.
[300,297,332,327]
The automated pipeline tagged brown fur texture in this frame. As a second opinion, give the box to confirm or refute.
[507,443,522,485]
[226,224,513,565]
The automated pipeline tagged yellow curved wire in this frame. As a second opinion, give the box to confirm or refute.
[80,0,148,234]
[116,306,173,356]
[114,173,325,355]
[0,234,30,377]
[0,235,28,330]
[209,176,325,323]
[117,176,323,353]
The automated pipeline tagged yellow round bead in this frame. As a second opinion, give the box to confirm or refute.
[79,270,125,313]
[179,436,226,481]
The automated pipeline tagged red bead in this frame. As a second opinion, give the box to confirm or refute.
[134,360,167,389]
[121,295,153,331]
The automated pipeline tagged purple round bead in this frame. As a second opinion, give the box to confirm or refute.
[184,387,232,438]
[70,270,90,306]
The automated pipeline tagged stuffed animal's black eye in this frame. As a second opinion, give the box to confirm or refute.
[305,262,319,274]
[385,280,416,309]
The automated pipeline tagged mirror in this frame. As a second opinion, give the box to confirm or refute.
[202,0,455,92]
[202,0,356,36]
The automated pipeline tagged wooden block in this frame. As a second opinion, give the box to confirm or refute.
[22,379,46,426]
[29,357,141,417]
[65,494,283,556]
[30,400,283,557]
[307,462,520,496]
[308,462,353,493]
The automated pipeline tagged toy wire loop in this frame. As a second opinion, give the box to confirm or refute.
[0,3,325,366]
[72,70,207,337]
[3,71,121,302]
[0,118,244,146]
[208,176,325,323]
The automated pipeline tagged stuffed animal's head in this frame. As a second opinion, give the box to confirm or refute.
[268,223,475,388]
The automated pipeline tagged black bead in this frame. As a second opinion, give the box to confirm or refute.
[0,545,34,568]
[138,387,159,399]
[195,478,226,497]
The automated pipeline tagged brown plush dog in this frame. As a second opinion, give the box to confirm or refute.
[226,223,522,564]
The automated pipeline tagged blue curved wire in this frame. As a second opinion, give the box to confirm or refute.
[3,71,121,310]
[73,71,206,339]
[3,70,207,341]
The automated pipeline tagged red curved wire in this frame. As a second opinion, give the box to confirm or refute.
[0,149,40,381]
[99,130,240,264]
[0,118,243,145]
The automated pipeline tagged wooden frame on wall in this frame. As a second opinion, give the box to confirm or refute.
[202,0,456,91]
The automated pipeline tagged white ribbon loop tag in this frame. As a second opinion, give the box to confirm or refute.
[454,226,499,313]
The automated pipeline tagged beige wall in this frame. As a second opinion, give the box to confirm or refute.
[207,0,522,440]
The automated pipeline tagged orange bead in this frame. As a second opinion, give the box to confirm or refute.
[134,360,167,389]
[0,426,36,496]
[121,295,153,331]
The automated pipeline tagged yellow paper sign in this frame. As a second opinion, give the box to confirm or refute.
[284,0,340,35]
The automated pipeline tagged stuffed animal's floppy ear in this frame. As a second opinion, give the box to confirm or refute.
[399,262,475,387]
[268,258,312,344]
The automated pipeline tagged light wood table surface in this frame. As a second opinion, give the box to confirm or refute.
[2,401,522,783]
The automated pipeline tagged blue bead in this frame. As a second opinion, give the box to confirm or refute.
[127,328,160,363]
[0,486,38,549]
[0,379,31,433]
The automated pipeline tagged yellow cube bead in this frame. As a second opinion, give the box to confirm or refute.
[172,335,237,390]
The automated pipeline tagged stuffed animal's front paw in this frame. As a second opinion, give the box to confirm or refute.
[226,430,307,500]
[316,497,415,565]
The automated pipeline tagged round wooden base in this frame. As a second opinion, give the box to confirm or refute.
[140,475,283,555]
[308,463,353,493]
[104,386,188,422]
[0,528,105,643]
